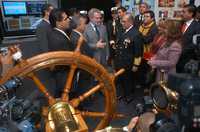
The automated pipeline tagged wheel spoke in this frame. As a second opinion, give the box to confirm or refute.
[80,111,107,118]
[79,111,125,118]
[70,84,103,108]
[114,68,125,77]
[62,64,77,101]
[28,73,55,105]
[75,35,85,53]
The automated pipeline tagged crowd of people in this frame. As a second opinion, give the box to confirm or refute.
[35,3,200,104]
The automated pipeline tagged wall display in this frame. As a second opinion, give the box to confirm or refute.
[2,1,27,16]
[0,0,48,36]
[155,0,190,21]
[173,10,182,19]
[120,0,191,21]
[134,0,142,5]
[195,0,200,6]
[122,0,155,16]
[177,0,189,7]
[159,10,168,18]
[6,19,20,31]
[26,1,47,15]
[158,0,175,7]
[20,17,31,29]
[122,0,134,13]
[146,0,155,11]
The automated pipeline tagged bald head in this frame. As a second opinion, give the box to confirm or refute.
[121,13,134,29]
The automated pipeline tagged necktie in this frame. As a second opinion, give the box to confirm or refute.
[181,23,187,33]
[94,25,100,40]
[139,15,143,21]
[112,20,116,35]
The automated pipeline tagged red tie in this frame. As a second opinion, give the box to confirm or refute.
[181,23,187,33]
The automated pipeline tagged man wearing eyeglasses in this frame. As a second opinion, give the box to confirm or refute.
[48,8,73,97]
[48,9,72,51]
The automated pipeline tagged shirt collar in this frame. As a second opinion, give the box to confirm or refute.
[125,25,133,33]
[73,29,82,36]
[90,22,96,30]
[186,19,194,26]
[54,28,70,40]
[43,18,50,24]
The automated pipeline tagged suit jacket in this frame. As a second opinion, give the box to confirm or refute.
[106,19,117,41]
[113,26,143,70]
[134,14,143,29]
[48,29,73,51]
[83,22,109,66]
[149,41,182,81]
[70,30,92,57]
[141,22,158,45]
[176,20,200,73]
[115,19,125,41]
[36,19,52,53]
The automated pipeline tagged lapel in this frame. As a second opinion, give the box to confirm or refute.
[88,23,99,40]
[183,20,195,36]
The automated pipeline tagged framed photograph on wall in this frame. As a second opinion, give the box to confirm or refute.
[134,0,143,5]
[158,0,175,7]
[159,10,168,18]
[177,0,189,8]
[173,10,182,19]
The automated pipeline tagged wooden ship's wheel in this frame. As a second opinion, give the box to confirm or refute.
[0,37,124,131]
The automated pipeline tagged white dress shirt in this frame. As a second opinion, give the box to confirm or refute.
[54,28,70,40]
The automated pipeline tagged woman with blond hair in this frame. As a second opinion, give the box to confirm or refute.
[148,19,182,81]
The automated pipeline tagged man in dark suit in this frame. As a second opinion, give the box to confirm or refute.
[134,2,149,29]
[70,15,91,56]
[176,4,200,73]
[35,4,53,53]
[196,5,200,22]
[107,7,118,43]
[113,13,143,104]
[49,9,73,51]
[116,6,126,41]
[70,15,92,97]
[48,9,73,97]
[107,6,127,67]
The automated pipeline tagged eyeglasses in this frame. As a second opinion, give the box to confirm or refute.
[144,15,151,18]
[63,16,70,21]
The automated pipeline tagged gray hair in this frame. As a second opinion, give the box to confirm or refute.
[125,13,134,24]
[88,8,101,19]
[72,15,87,29]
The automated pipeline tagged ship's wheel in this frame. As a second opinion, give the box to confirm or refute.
[0,37,124,131]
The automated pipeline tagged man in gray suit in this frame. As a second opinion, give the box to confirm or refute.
[84,8,109,66]
[36,4,53,53]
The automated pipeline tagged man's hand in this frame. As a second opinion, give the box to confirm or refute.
[132,66,138,72]
[127,116,139,132]
[96,39,106,48]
